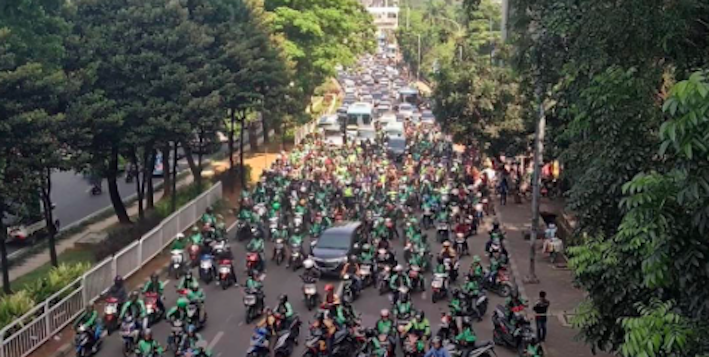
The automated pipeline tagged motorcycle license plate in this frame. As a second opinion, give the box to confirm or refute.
[304,284,317,295]
[146,306,155,314]
[360,265,371,274]
[432,279,443,288]
[244,295,256,305]
[172,255,183,264]
[276,243,284,249]
[200,261,213,269]
[105,304,117,315]
[219,266,230,274]
[438,224,448,230]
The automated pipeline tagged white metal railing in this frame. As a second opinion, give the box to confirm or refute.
[294,120,319,145]
[0,182,223,357]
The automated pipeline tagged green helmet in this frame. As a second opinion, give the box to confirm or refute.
[473,255,481,263]
[177,297,189,309]
[272,202,281,211]
[192,226,199,233]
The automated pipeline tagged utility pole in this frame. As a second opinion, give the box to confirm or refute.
[525,35,545,284]
[416,34,421,82]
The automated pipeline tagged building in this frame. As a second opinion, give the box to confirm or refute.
[361,0,400,32]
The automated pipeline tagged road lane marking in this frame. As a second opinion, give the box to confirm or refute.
[207,331,224,350]
[164,279,171,286]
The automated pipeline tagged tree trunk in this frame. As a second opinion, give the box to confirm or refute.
[108,147,131,224]
[171,142,179,212]
[0,219,10,294]
[229,108,236,172]
[41,168,58,267]
[197,131,204,191]
[239,115,246,189]
[146,149,156,209]
[162,144,172,197]
[131,149,144,220]
[262,111,269,143]
[249,122,257,151]
[181,139,201,187]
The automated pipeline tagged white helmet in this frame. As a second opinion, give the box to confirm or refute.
[176,233,185,240]
[394,264,403,272]
[303,259,315,269]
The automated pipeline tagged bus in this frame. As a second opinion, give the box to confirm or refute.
[398,87,419,106]
[346,102,373,132]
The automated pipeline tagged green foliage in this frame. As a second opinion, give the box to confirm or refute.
[0,291,36,330]
[155,182,214,219]
[569,72,709,356]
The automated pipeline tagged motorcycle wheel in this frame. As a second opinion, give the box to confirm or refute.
[122,342,132,357]
[499,284,512,297]
[246,308,253,324]
[378,281,387,295]
[432,293,438,303]
[276,253,283,266]
[221,279,228,290]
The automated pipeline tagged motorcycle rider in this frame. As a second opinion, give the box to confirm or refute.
[389,264,412,305]
[171,233,187,251]
[359,243,375,264]
[362,328,387,357]
[180,324,205,352]
[135,329,163,357]
[275,294,295,328]
[177,270,199,291]
[439,240,457,261]
[107,275,128,304]
[166,298,190,325]
[245,270,265,308]
[455,317,479,351]
[189,226,203,245]
[142,273,166,314]
[505,288,528,324]
[340,255,362,293]
[73,303,101,351]
[424,336,451,357]
[395,290,414,318]
[322,283,340,311]
[202,207,216,227]
[375,309,396,346]
[300,259,321,281]
[468,255,485,282]
[120,291,147,327]
[212,240,238,286]
[462,276,483,321]
[404,311,431,342]
[246,233,266,272]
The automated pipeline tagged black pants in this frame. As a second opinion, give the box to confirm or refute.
[536,318,547,342]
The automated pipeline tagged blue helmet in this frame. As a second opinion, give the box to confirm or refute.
[256,327,268,337]
[187,325,197,334]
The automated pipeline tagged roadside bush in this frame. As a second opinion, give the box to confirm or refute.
[0,291,36,329]
[92,212,163,262]
[155,182,213,219]
[27,263,91,302]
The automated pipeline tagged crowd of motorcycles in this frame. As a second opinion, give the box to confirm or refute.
[73,97,543,357]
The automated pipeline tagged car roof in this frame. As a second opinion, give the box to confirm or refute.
[322,221,362,235]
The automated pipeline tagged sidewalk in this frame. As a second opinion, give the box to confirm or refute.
[494,197,612,357]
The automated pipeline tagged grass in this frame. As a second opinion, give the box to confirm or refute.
[9,249,95,294]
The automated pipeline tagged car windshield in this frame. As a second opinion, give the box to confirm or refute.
[359,130,376,139]
[399,104,414,112]
[317,232,351,250]
[388,138,406,150]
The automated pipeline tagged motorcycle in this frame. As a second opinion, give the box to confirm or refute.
[75,324,101,357]
[422,207,433,230]
[273,238,286,266]
[103,297,120,335]
[431,273,448,303]
[188,244,201,267]
[444,340,497,357]
[274,317,302,357]
[408,265,424,292]
[199,254,215,284]
[170,250,186,279]
[268,217,280,240]
[144,292,163,326]
[302,330,328,357]
[342,274,359,303]
[454,233,468,256]
[358,263,374,288]
[119,317,139,357]
[217,259,234,289]
[443,258,460,282]
[492,305,535,355]
[377,265,392,295]
[246,252,263,274]
[236,220,252,242]
[403,333,425,357]
[436,313,459,342]
[245,329,270,357]
[437,222,450,243]
[186,300,206,329]
[465,291,489,321]
[302,278,319,311]
[90,184,102,196]
[481,267,513,297]
[244,288,264,324]
[289,244,304,270]
[167,319,186,355]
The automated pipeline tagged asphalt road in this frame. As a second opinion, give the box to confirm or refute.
[6,132,254,255]
[94,215,517,357]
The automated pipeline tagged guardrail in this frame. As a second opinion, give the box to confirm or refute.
[293,121,319,145]
[0,182,223,357]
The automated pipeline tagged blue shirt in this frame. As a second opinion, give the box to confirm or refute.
[424,347,451,357]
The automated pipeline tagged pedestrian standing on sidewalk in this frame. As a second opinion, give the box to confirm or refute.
[534,291,550,342]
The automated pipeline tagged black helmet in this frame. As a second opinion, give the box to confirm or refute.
[150,273,158,281]
[114,275,123,284]
[279,294,288,304]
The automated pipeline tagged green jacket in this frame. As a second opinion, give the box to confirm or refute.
[310,223,324,236]
[166,307,187,321]
[189,233,203,245]
[142,280,165,295]
[177,277,199,290]
[470,264,484,279]
[389,273,411,291]
[335,305,347,326]
[238,210,252,221]
[202,213,216,226]
[74,310,98,329]
[376,319,393,335]
[434,264,446,275]
[404,317,430,336]
[359,251,375,263]
[245,278,262,290]
[171,239,186,251]
[455,327,477,344]
[136,339,163,356]
[289,235,304,247]
[449,298,463,315]
[277,302,294,318]
[120,300,146,319]
[187,289,205,303]
[463,281,480,295]
[247,238,264,253]
[395,301,412,316]
[409,253,425,268]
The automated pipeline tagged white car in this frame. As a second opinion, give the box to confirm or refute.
[398,103,415,119]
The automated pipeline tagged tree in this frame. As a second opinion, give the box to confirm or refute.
[265,0,375,111]
[569,71,709,356]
